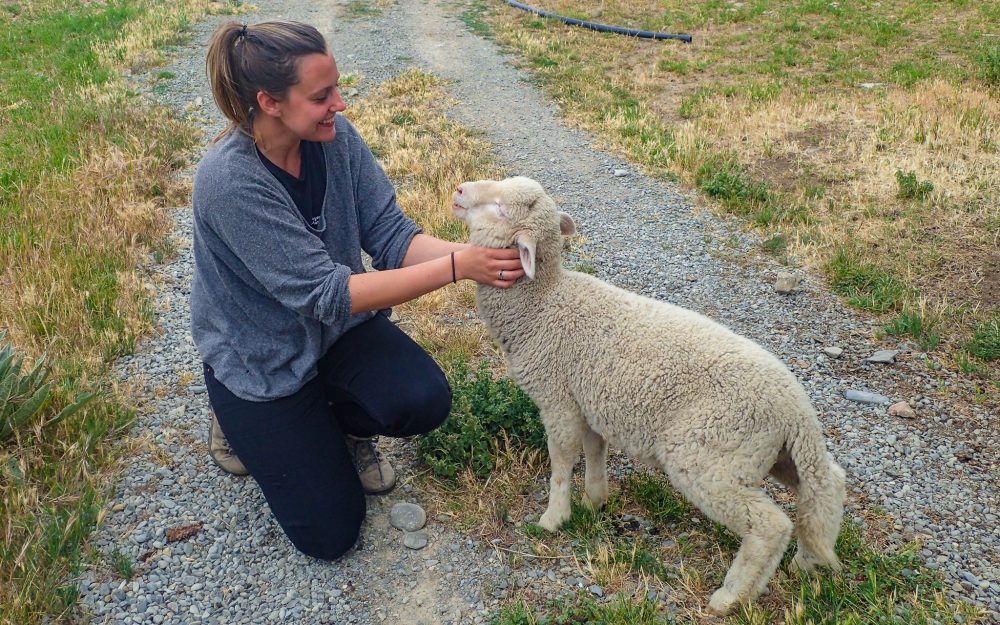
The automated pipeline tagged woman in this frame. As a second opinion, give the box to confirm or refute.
[192,20,523,560]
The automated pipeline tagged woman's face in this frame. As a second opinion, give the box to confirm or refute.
[273,52,346,142]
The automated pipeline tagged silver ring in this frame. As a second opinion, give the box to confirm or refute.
[498,270,505,280]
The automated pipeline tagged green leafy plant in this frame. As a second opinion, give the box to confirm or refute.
[417,359,545,480]
[0,333,95,443]
[895,169,934,200]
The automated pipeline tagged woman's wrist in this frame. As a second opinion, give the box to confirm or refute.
[452,247,468,282]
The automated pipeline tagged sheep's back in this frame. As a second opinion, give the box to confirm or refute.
[488,271,814,448]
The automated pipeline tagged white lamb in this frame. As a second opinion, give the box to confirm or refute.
[452,176,846,615]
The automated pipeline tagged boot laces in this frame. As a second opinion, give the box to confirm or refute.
[350,436,384,477]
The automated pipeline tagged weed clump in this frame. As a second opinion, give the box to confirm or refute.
[895,169,934,200]
[417,360,545,480]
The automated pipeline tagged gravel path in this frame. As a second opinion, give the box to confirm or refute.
[77,0,999,623]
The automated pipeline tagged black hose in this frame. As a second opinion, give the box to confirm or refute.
[503,0,693,43]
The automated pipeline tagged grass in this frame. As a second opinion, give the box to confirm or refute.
[488,471,982,624]
[0,2,239,624]
[826,248,911,314]
[342,0,394,19]
[472,0,1000,395]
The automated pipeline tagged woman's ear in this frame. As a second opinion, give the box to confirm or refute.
[256,90,282,118]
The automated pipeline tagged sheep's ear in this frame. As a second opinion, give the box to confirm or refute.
[514,232,537,280]
[558,212,576,235]
[493,201,508,219]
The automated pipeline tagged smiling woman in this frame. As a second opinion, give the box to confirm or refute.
[193,19,525,560]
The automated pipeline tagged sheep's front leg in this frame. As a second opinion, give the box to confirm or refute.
[582,427,608,511]
[539,417,583,532]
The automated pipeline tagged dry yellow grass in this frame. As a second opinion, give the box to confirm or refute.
[1,2,239,623]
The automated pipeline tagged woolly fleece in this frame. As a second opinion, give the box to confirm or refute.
[452,176,847,615]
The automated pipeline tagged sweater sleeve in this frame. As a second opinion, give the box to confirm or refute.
[193,159,354,326]
[342,118,422,270]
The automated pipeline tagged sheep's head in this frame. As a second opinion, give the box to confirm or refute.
[452,176,575,279]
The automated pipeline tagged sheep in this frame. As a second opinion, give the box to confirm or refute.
[451,176,846,615]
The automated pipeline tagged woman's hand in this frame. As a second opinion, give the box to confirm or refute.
[455,246,524,288]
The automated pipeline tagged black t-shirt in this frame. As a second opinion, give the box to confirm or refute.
[258,140,327,230]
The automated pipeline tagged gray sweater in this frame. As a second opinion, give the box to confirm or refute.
[190,115,421,401]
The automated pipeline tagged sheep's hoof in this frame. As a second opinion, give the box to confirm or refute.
[791,551,818,573]
[583,496,607,512]
[538,509,567,532]
[707,588,737,616]
[583,489,608,511]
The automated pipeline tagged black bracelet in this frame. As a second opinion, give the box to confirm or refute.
[450,251,457,284]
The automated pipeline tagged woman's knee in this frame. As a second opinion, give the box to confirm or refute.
[284,501,365,561]
[390,374,451,436]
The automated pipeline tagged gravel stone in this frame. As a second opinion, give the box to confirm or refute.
[390,503,427,532]
[403,531,429,550]
[844,390,893,404]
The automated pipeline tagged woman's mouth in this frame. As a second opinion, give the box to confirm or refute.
[319,116,334,127]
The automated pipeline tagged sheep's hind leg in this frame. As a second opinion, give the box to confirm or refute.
[582,427,608,511]
[539,416,583,532]
[671,469,793,615]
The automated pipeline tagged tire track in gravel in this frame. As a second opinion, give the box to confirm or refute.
[76,0,999,623]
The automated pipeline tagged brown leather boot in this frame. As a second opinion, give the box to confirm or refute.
[208,412,248,476]
[345,435,396,494]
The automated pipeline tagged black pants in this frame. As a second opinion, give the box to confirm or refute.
[204,315,451,560]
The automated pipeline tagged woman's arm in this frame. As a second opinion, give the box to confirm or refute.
[348,242,524,314]
[400,234,467,266]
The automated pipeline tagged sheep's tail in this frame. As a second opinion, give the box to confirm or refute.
[786,417,846,572]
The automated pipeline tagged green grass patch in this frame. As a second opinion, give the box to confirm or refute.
[0,3,139,203]
[417,359,545,480]
[108,548,134,580]
[884,311,941,351]
[696,156,770,212]
[344,0,382,18]
[761,233,788,257]
[624,472,689,525]
[736,521,979,625]
[827,249,910,313]
[965,317,1000,361]
[495,594,667,625]
[460,0,493,38]
[978,44,1000,85]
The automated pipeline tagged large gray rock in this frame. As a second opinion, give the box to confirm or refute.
[390,502,426,532]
